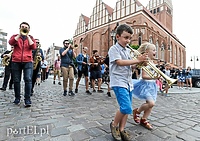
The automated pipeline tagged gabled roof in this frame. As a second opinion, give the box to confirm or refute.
[103,2,114,16]
[81,14,90,26]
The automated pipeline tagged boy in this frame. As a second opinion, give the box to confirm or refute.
[108,24,148,141]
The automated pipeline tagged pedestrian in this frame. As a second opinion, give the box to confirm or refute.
[177,66,186,89]
[132,42,158,130]
[53,55,61,85]
[103,54,111,97]
[41,59,48,82]
[89,50,104,93]
[0,46,14,91]
[108,24,148,141]
[162,63,171,96]
[59,40,76,96]
[9,22,36,107]
[185,66,193,90]
[75,47,92,94]
[31,39,44,95]
[156,77,163,93]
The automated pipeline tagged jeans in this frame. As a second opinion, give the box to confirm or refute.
[2,65,13,89]
[32,63,40,91]
[12,62,33,100]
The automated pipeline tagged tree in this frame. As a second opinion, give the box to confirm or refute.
[130,44,139,50]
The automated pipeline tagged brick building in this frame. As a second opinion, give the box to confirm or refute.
[73,0,186,68]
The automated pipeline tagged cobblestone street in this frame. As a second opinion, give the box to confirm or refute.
[0,76,200,141]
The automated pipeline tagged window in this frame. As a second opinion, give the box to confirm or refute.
[161,43,165,60]
[174,46,177,65]
[153,9,156,14]
[138,35,142,46]
[157,7,160,12]
[156,41,159,58]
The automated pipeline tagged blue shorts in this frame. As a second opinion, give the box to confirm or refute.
[186,75,192,79]
[90,70,102,79]
[178,77,185,82]
[112,86,133,114]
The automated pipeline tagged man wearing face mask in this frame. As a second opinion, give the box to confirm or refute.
[59,40,76,96]
[9,22,36,107]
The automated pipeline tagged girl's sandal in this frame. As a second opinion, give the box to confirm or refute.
[140,118,153,130]
[133,108,140,123]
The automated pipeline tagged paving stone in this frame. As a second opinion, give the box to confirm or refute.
[50,127,69,137]
[168,124,185,132]
[70,130,90,141]
[86,128,104,137]
[159,127,179,135]
[185,129,200,138]
[54,120,71,128]
[67,124,85,132]
[50,135,72,141]
[192,125,200,132]
[180,119,198,126]
[176,132,199,141]
[152,129,171,139]
[135,132,163,141]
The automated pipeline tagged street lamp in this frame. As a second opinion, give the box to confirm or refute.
[110,30,116,45]
[190,56,199,69]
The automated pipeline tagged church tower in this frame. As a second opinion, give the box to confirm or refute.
[146,0,173,32]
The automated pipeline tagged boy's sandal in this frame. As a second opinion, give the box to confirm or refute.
[133,108,140,123]
[140,118,153,130]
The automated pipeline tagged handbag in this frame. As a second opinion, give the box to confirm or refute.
[70,63,78,75]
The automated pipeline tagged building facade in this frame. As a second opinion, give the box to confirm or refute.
[0,29,7,54]
[45,43,62,69]
[73,0,186,68]
[0,29,7,66]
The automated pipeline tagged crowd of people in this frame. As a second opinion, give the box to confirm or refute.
[0,22,194,141]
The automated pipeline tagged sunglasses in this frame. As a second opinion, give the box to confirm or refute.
[65,43,69,44]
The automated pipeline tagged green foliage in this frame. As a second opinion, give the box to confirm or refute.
[68,39,73,44]
[130,44,139,50]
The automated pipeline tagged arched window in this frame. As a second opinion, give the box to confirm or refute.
[149,36,153,43]
[178,48,181,66]
[161,43,165,61]
[138,33,142,46]
[174,45,177,65]
[169,42,172,63]
[155,41,159,58]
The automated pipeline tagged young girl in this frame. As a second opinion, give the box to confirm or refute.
[132,42,157,130]
[177,66,186,89]
[186,66,193,90]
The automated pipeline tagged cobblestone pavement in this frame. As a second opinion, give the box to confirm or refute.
[0,76,200,141]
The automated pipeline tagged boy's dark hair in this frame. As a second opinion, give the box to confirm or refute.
[92,50,98,54]
[19,22,30,28]
[63,39,69,45]
[116,24,133,36]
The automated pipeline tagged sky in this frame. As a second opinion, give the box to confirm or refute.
[0,0,200,68]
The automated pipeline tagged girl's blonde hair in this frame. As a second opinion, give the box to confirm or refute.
[137,42,155,54]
